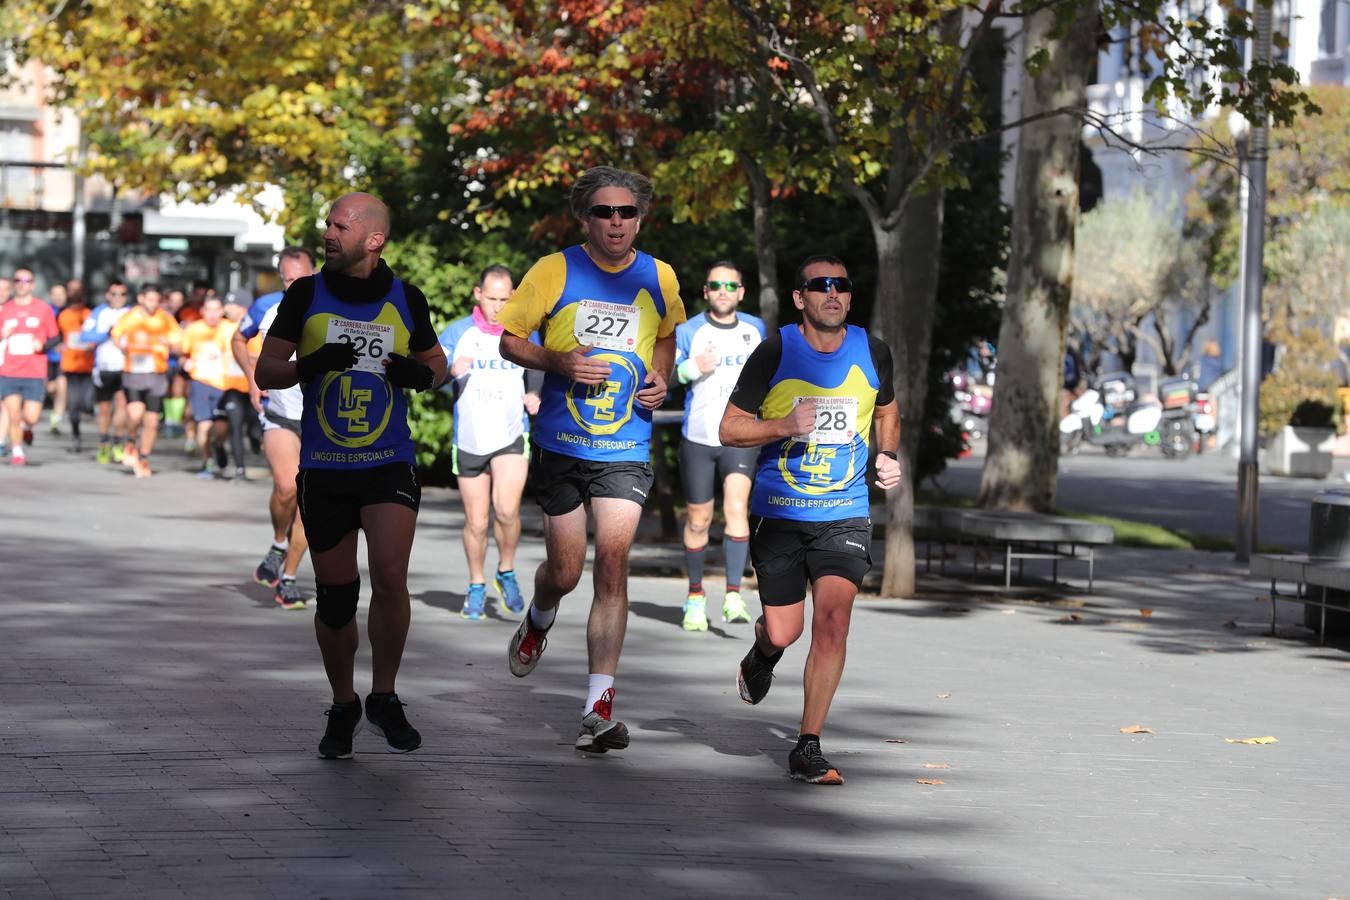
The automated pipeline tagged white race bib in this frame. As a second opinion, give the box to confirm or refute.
[325,318,395,374]
[7,333,36,356]
[129,352,157,374]
[573,300,640,352]
[797,396,858,445]
[66,331,88,350]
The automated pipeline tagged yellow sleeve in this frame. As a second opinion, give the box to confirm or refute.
[110,310,136,340]
[498,252,567,339]
[655,260,686,339]
[180,324,197,357]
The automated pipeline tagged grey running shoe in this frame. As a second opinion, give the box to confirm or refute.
[318,700,363,759]
[364,693,422,753]
[575,688,629,753]
[507,611,550,677]
[788,738,844,785]
[254,545,286,587]
[737,644,781,705]
[274,578,306,610]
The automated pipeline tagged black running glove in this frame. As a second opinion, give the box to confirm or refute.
[295,341,360,382]
[383,353,435,391]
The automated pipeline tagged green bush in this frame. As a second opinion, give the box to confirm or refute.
[1258,313,1341,436]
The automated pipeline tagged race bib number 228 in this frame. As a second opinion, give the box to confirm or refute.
[326,318,395,374]
[797,396,858,445]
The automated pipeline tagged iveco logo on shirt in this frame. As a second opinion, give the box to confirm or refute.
[472,359,519,370]
[720,354,750,367]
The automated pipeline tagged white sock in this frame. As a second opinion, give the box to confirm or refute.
[584,674,615,715]
[529,604,556,631]
[272,539,289,551]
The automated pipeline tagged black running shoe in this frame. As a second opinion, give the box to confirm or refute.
[788,738,844,785]
[318,699,363,759]
[364,692,422,753]
[254,545,285,587]
[737,645,781,705]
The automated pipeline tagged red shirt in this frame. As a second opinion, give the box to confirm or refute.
[0,299,60,379]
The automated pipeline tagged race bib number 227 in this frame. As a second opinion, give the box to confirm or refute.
[573,300,639,352]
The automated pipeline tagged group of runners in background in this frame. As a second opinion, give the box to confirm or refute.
[3,166,902,786]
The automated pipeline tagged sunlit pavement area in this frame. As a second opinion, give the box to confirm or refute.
[3,438,1348,898]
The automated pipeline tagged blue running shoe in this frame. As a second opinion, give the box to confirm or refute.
[495,570,525,616]
[462,583,487,620]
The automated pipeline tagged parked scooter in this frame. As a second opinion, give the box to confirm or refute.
[948,369,992,441]
[1157,376,1198,459]
[1059,373,1163,457]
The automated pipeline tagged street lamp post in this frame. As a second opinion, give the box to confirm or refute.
[1234,0,1272,563]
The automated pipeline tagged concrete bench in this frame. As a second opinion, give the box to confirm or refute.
[1250,553,1350,642]
[916,507,1115,592]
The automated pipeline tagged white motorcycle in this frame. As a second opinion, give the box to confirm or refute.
[1059,374,1163,457]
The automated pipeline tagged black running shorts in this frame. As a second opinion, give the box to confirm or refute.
[749,515,873,605]
[296,462,422,554]
[93,370,124,403]
[454,434,526,479]
[678,438,758,505]
[531,445,654,517]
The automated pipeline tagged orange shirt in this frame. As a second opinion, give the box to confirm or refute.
[111,307,181,375]
[181,319,248,392]
[57,306,95,374]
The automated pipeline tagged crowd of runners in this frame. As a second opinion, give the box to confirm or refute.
[3,167,901,785]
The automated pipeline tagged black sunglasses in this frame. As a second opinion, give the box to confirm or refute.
[800,276,852,294]
[588,204,640,220]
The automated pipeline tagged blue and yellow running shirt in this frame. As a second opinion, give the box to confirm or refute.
[267,261,439,470]
[498,245,685,463]
[726,324,895,521]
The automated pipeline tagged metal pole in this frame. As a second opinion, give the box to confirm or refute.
[72,131,87,281]
[1235,0,1272,562]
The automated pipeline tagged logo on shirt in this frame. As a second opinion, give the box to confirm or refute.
[778,437,857,495]
[317,372,394,448]
[564,352,639,435]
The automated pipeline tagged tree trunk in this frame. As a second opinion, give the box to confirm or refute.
[979,3,1099,511]
[744,156,780,330]
[875,188,945,597]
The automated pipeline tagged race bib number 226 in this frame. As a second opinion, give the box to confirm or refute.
[326,318,395,374]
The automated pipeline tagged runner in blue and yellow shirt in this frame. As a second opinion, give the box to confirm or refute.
[256,192,446,761]
[498,166,686,755]
[721,254,902,787]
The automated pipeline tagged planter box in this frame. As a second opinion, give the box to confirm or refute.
[1268,425,1336,478]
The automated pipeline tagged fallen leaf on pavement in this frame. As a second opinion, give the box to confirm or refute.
[1056,613,1083,623]
[1001,608,1017,615]
[884,739,909,744]
[1139,608,1153,618]
[1122,622,1148,629]
[936,692,952,699]
[1225,736,1279,744]
[916,778,945,785]
[923,763,951,769]
[1119,725,1155,734]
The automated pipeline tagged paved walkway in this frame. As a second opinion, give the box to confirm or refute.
[2,438,1348,898]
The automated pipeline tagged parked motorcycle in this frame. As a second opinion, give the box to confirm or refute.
[1059,373,1163,457]
[948,369,993,441]
[1157,376,1198,459]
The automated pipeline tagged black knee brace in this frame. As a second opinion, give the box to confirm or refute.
[315,578,360,630]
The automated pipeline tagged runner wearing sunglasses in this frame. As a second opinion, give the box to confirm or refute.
[497,165,686,754]
[719,255,902,785]
[673,261,765,631]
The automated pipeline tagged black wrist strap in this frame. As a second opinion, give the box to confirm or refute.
[879,450,898,461]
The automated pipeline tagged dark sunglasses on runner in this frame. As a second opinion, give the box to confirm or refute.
[800,275,852,294]
[705,280,741,292]
[588,204,640,220]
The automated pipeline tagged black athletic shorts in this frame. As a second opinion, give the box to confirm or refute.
[296,462,422,554]
[531,445,654,517]
[212,388,250,421]
[65,371,95,415]
[678,438,758,505]
[749,515,873,605]
[93,370,124,403]
[123,372,169,414]
[454,434,526,479]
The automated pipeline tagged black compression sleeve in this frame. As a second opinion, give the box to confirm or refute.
[268,277,316,344]
[726,333,783,415]
[404,285,438,353]
[869,335,896,405]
